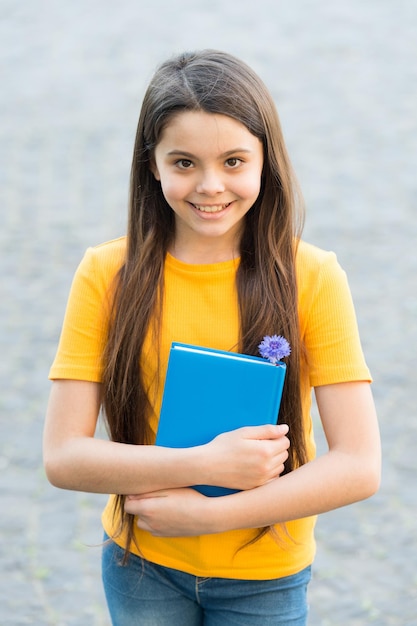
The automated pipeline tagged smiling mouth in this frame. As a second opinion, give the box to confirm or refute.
[192,202,232,213]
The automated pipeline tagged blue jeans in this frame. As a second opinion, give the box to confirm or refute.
[102,535,311,625]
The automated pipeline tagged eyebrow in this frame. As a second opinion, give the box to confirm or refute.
[166,148,253,158]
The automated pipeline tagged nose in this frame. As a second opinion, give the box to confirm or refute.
[195,168,225,196]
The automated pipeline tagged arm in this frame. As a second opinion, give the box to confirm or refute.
[43,379,290,495]
[126,381,381,536]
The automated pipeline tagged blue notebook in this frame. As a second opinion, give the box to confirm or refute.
[155,342,287,497]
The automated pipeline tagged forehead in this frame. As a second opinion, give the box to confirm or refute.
[157,110,262,153]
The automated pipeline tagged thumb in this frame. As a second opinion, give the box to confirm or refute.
[240,423,289,440]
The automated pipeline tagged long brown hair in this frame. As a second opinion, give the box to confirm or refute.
[102,50,307,557]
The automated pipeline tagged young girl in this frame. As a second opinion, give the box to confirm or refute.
[44,50,381,625]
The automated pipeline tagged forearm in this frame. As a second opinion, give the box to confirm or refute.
[44,436,205,495]
[208,448,381,533]
[44,423,289,495]
[44,379,215,495]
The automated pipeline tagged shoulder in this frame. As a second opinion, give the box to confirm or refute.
[295,239,351,317]
[295,239,338,273]
[295,239,345,288]
[76,236,127,283]
[67,237,127,303]
[85,236,127,266]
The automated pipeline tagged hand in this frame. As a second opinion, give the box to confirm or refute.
[125,488,213,537]
[202,424,290,491]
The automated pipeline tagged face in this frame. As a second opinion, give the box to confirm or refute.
[152,110,264,260]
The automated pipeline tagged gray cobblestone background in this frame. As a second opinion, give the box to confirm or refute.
[1,1,416,624]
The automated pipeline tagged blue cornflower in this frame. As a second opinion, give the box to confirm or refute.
[258,335,291,364]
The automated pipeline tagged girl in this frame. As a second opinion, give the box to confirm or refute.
[43,50,381,625]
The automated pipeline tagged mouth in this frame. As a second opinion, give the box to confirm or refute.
[191,202,232,213]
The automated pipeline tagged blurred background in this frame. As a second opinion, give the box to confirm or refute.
[1,1,416,624]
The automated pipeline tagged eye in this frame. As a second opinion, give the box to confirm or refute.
[176,159,193,169]
[225,157,242,168]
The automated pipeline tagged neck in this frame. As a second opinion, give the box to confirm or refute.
[169,243,240,265]
[169,235,241,265]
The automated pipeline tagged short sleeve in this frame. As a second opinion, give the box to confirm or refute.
[49,238,125,382]
[297,242,372,387]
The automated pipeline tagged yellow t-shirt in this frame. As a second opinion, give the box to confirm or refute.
[49,236,371,579]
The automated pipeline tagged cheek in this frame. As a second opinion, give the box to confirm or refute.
[159,175,190,203]
[237,172,262,199]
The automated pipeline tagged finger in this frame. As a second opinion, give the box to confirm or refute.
[272,435,291,453]
[124,499,139,514]
[239,423,289,440]
[135,517,156,533]
[126,491,167,501]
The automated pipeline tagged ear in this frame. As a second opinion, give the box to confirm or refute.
[149,158,161,181]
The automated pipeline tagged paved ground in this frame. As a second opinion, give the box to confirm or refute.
[1,1,416,624]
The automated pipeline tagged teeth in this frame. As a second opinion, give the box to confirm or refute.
[193,203,229,213]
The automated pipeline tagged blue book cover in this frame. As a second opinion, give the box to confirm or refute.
[155,342,287,497]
